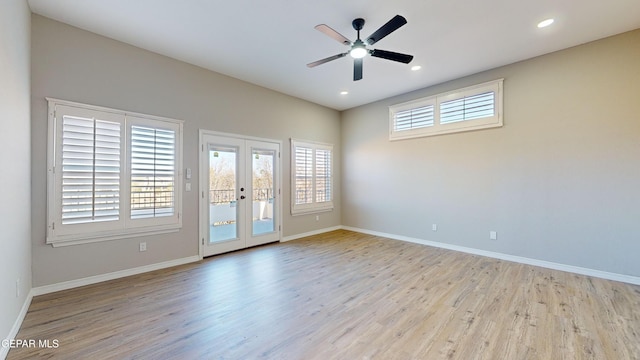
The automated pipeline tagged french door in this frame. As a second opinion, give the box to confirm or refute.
[199,131,281,257]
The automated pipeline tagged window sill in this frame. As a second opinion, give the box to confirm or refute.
[390,118,502,141]
[47,226,181,247]
[291,206,334,216]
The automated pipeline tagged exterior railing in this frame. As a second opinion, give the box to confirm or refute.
[210,188,273,204]
[294,189,331,204]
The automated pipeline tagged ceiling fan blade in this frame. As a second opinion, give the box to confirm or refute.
[354,58,363,81]
[307,53,348,68]
[315,24,352,45]
[366,15,407,45]
[370,49,414,64]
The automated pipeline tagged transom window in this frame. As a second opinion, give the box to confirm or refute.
[389,79,503,140]
[47,98,183,246]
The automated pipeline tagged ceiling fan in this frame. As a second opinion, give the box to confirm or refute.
[307,15,414,81]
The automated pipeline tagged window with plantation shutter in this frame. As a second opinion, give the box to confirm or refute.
[389,79,503,140]
[47,99,183,247]
[291,139,333,215]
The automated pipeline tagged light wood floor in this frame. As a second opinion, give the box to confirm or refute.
[9,230,640,359]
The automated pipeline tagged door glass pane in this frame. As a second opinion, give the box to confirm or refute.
[252,149,275,236]
[209,146,238,243]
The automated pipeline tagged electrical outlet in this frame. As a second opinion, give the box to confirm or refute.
[16,279,20,298]
[139,242,147,252]
[490,231,497,240]
[316,215,319,221]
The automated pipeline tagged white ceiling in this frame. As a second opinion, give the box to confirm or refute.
[28,0,640,111]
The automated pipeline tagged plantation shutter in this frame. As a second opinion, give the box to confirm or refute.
[61,114,121,225]
[440,91,495,124]
[294,145,313,205]
[393,104,435,131]
[315,149,331,203]
[130,125,176,219]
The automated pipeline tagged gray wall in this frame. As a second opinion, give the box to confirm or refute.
[0,0,32,345]
[341,29,640,277]
[31,15,341,287]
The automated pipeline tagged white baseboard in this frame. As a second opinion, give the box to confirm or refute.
[8,225,637,360]
[281,226,343,242]
[1,289,34,360]
[31,255,201,296]
[342,226,640,286]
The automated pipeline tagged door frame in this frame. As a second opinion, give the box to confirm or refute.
[198,130,282,259]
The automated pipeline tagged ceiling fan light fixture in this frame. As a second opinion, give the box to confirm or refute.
[350,40,368,59]
[350,47,367,59]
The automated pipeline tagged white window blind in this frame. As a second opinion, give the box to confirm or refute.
[315,148,331,203]
[389,79,503,140]
[61,115,121,225]
[130,125,176,219]
[294,146,313,205]
[393,104,434,132]
[47,99,183,246]
[291,139,334,215]
[440,91,495,124]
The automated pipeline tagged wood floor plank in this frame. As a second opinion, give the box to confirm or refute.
[8,230,640,359]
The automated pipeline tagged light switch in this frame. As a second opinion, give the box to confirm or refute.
[185,183,191,192]
[185,168,192,180]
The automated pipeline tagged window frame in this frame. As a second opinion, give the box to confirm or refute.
[389,79,504,140]
[46,98,183,247]
[290,139,334,216]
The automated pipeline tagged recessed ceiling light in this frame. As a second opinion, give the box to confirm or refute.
[411,65,422,71]
[340,91,349,95]
[537,18,554,28]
